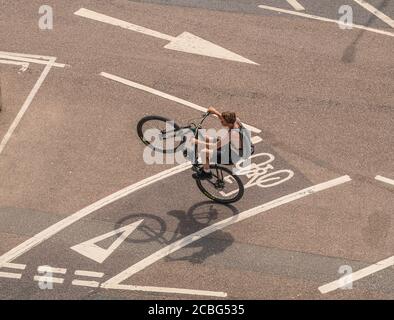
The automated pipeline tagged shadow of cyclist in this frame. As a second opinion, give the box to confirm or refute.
[114,201,239,264]
[163,202,238,265]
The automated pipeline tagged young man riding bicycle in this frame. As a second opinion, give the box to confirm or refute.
[190,106,254,180]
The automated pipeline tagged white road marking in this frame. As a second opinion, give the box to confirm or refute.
[102,175,351,287]
[34,276,64,284]
[0,162,191,266]
[0,262,26,270]
[101,283,227,298]
[72,280,100,288]
[74,270,105,278]
[0,59,29,72]
[286,0,305,11]
[251,136,263,144]
[258,5,394,38]
[74,8,258,64]
[0,51,54,60]
[100,72,262,134]
[37,266,67,274]
[0,272,22,279]
[375,175,394,186]
[71,220,144,263]
[352,0,394,28]
[319,255,394,294]
[0,54,66,68]
[0,57,57,156]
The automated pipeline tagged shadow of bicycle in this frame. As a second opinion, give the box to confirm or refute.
[114,201,238,265]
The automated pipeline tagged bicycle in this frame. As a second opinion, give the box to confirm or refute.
[137,112,244,203]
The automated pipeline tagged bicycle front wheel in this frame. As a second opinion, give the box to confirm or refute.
[137,115,185,153]
[196,165,244,204]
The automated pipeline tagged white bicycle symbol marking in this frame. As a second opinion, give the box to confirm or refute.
[220,153,295,196]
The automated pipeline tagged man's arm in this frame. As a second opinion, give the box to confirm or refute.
[207,106,223,120]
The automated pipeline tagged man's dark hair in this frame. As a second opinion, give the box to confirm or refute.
[221,111,236,124]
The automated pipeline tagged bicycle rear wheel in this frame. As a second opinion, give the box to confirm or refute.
[137,115,185,153]
[196,165,244,204]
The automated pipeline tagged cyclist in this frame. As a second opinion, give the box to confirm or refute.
[191,106,254,180]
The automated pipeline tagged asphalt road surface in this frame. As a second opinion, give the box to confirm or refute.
[0,0,393,299]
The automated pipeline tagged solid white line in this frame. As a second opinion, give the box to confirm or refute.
[0,51,54,60]
[0,162,191,266]
[0,59,29,71]
[74,270,105,278]
[37,266,67,274]
[102,175,351,286]
[319,255,394,294]
[101,283,227,298]
[74,8,174,41]
[0,271,22,279]
[34,276,64,284]
[352,0,394,28]
[72,280,100,288]
[0,262,26,270]
[0,57,56,156]
[286,0,305,11]
[258,5,394,38]
[100,72,262,134]
[0,54,66,68]
[375,175,394,186]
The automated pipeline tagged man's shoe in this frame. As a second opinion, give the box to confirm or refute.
[192,169,213,180]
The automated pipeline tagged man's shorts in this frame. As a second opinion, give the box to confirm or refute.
[183,146,242,165]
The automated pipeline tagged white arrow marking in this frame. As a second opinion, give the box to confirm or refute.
[70,220,144,263]
[286,0,305,11]
[74,8,258,65]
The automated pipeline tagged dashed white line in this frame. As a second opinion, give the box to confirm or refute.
[101,283,227,298]
[375,175,394,186]
[258,5,394,38]
[37,266,67,274]
[74,270,105,278]
[0,262,26,270]
[0,57,57,156]
[102,175,352,287]
[100,72,262,134]
[319,255,394,294]
[34,276,64,284]
[0,162,191,266]
[286,0,305,11]
[0,271,22,279]
[72,280,100,288]
[352,0,394,28]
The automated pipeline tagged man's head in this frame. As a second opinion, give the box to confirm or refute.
[220,111,237,128]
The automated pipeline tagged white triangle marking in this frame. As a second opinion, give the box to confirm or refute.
[70,220,144,263]
[165,32,259,65]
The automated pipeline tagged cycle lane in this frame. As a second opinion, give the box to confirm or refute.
[0,139,354,299]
